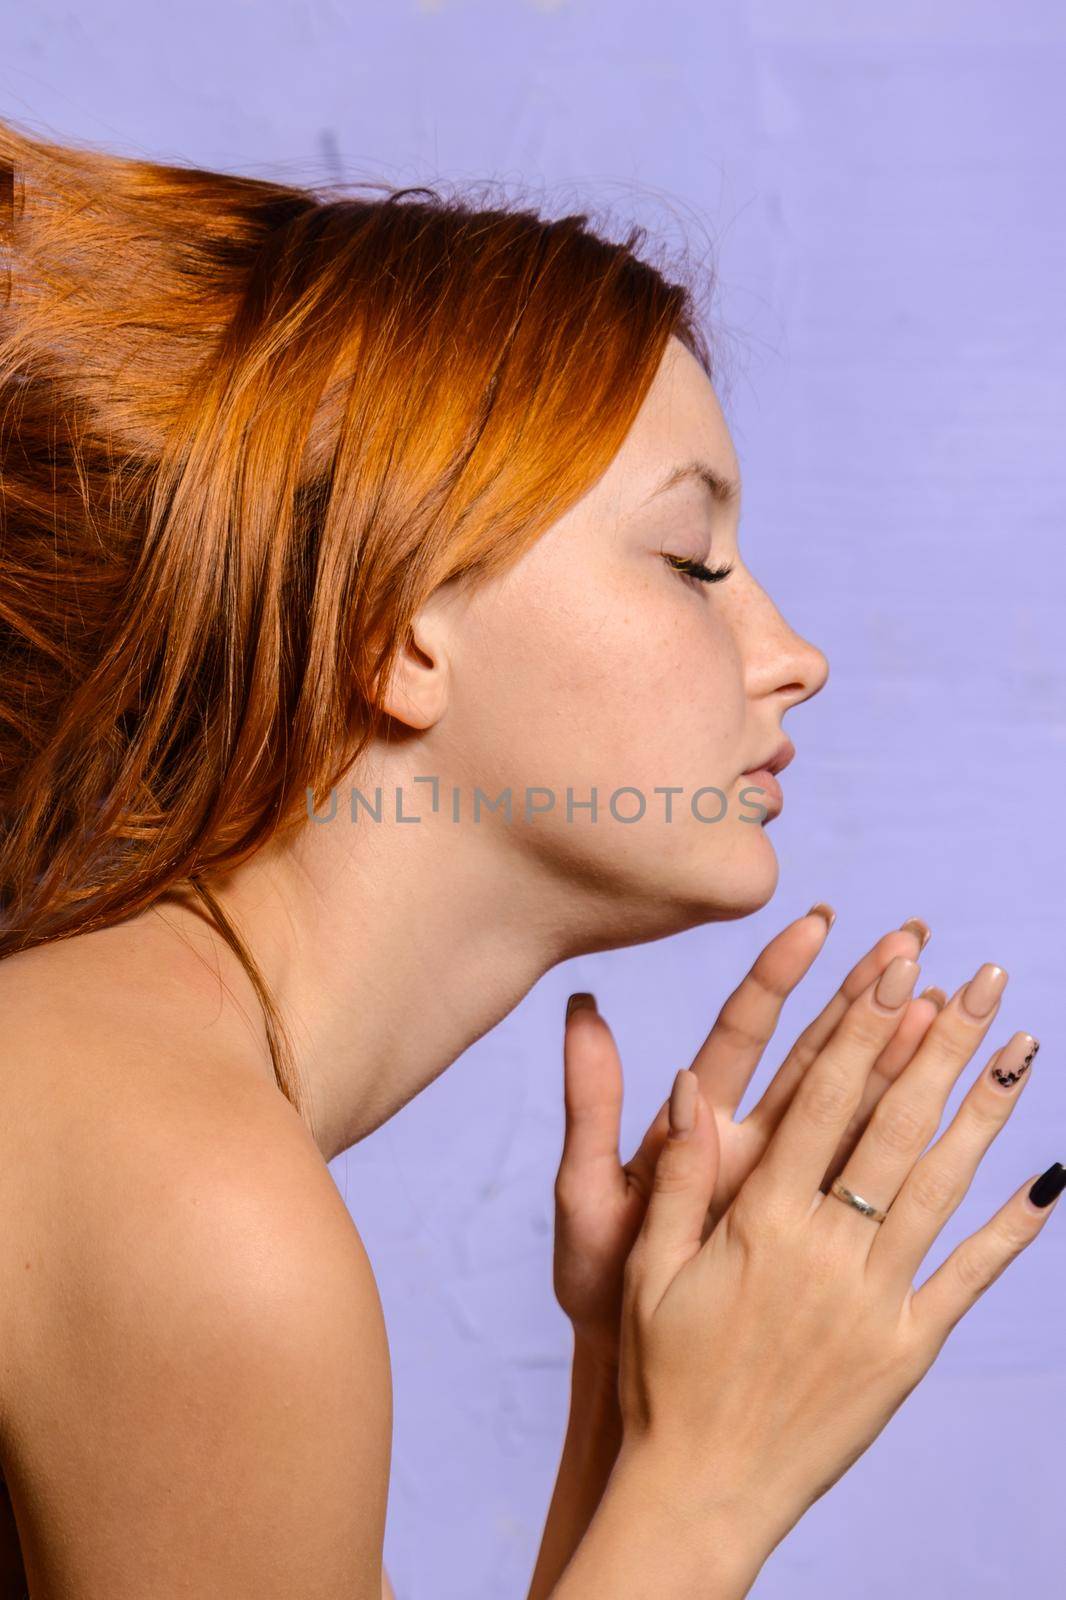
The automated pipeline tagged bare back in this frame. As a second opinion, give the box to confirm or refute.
[0,914,394,1598]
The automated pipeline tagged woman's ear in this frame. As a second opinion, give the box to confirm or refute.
[375,591,457,732]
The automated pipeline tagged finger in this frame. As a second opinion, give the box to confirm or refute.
[864,986,948,1089]
[907,1159,1064,1349]
[629,1071,720,1310]
[555,994,626,1205]
[623,906,842,1198]
[819,990,946,1193]
[687,905,837,1116]
[745,922,931,1137]
[727,992,944,1237]
[717,982,943,1222]
[869,1029,1038,1294]
[755,985,941,1177]
[621,1090,673,1201]
[816,963,1009,1246]
[747,954,921,1207]
[629,921,932,1205]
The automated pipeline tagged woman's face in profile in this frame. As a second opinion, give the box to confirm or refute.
[419,334,831,944]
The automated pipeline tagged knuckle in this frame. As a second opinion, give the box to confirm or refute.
[952,1240,997,1297]
[785,1028,820,1075]
[870,1098,935,1157]
[651,1157,691,1198]
[952,1210,1033,1302]
[964,1090,1011,1134]
[730,1176,792,1246]
[728,1186,765,1250]
[746,951,794,1005]
[844,1009,894,1055]
[992,1209,1034,1257]
[714,1002,767,1052]
[906,1160,962,1217]
[929,1026,977,1073]
[799,1071,855,1129]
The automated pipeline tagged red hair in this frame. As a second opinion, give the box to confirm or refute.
[0,116,712,1126]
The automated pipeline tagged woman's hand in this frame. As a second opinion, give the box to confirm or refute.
[552,909,943,1371]
[615,952,1053,1564]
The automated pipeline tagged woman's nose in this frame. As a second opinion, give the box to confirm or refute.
[777,625,829,710]
[740,581,829,709]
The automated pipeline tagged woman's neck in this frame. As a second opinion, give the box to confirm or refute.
[153,799,570,1163]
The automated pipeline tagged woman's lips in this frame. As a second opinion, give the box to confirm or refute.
[738,766,783,818]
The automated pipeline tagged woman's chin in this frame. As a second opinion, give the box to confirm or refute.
[677,831,781,923]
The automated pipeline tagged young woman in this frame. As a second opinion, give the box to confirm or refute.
[0,118,1059,1599]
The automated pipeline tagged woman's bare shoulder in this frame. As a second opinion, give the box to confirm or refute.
[0,921,393,1599]
[0,902,278,1091]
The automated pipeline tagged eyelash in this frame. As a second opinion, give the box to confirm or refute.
[663,553,735,585]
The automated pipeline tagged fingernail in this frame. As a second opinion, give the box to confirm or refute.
[807,902,836,931]
[989,1033,1039,1090]
[874,956,920,1010]
[899,916,931,952]
[1028,1162,1066,1208]
[919,985,948,1010]
[566,992,598,1020]
[669,1068,697,1138]
[960,964,1009,1020]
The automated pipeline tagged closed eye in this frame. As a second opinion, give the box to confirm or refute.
[663,553,734,585]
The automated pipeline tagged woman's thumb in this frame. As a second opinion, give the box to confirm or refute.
[558,993,624,1184]
[636,1070,719,1283]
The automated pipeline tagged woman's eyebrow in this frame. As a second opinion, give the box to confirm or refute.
[642,459,741,509]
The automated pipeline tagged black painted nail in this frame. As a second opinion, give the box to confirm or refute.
[1028,1162,1066,1208]
[566,992,597,1020]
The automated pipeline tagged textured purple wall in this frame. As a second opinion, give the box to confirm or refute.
[5,3,1064,1595]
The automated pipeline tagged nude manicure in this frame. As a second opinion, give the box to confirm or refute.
[669,1068,697,1136]
[874,957,920,1010]
[961,963,1008,1020]
[566,992,598,1019]
[899,916,931,952]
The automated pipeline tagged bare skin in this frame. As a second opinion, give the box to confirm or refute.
[556,950,1053,1598]
[109,334,831,1170]
[0,905,937,1597]
[1,336,1044,1595]
[0,333,829,1593]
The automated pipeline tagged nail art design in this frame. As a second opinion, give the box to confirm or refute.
[990,1037,1039,1088]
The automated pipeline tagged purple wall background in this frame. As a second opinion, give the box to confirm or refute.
[5,2,1064,1594]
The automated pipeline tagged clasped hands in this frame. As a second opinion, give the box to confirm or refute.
[552,908,940,1376]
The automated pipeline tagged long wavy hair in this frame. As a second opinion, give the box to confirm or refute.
[0,116,713,1130]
